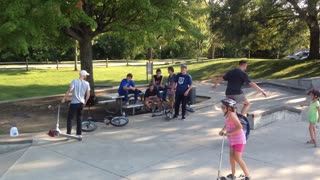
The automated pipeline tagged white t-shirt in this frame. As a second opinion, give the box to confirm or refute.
[70,79,90,104]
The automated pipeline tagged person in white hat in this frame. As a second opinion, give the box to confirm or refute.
[61,70,90,137]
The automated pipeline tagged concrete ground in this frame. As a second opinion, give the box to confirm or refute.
[1,82,319,180]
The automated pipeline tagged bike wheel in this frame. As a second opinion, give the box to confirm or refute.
[81,121,97,132]
[110,116,129,127]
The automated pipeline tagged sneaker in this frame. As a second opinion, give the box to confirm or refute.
[226,174,236,180]
[172,115,178,119]
[238,174,245,179]
[181,116,185,120]
[244,177,251,180]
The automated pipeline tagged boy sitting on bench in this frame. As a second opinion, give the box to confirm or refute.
[144,84,161,112]
[118,73,140,105]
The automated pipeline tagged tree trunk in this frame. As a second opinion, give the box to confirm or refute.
[308,20,320,60]
[79,37,95,95]
[74,40,78,71]
[208,40,215,59]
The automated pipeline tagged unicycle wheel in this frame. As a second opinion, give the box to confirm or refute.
[81,121,97,132]
[110,116,129,127]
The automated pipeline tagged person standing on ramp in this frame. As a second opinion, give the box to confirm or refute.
[212,60,267,116]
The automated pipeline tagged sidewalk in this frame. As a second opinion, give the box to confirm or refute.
[0,82,319,180]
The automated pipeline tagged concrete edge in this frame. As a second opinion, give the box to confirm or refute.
[247,106,301,130]
[0,137,33,155]
[256,81,308,93]
[0,139,33,145]
[249,106,301,119]
[220,80,309,94]
[0,84,150,105]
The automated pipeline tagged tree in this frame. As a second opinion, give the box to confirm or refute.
[0,0,68,56]
[284,0,320,59]
[209,0,310,58]
[61,0,200,95]
[0,0,201,95]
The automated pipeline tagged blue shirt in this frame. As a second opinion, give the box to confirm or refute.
[118,79,135,94]
[175,73,192,95]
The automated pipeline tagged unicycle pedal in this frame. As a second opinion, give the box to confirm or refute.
[217,176,227,180]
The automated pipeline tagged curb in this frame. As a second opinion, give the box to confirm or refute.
[0,135,33,154]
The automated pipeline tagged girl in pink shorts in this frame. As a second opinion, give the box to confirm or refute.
[219,98,250,180]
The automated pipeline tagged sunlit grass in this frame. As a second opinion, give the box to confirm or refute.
[0,58,319,101]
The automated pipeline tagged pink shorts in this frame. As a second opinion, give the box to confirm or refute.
[230,144,245,153]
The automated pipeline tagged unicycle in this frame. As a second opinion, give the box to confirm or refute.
[81,105,129,132]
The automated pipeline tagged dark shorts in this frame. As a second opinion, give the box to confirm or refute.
[226,94,248,104]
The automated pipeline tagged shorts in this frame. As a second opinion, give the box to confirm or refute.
[145,97,159,103]
[226,94,248,104]
[167,94,175,103]
[230,144,245,153]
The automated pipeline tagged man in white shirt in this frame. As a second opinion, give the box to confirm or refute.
[62,70,90,137]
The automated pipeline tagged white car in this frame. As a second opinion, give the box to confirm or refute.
[286,51,309,60]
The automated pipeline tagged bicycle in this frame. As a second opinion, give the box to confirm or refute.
[151,100,175,120]
[81,96,129,132]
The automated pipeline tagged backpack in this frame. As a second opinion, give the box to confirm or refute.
[237,113,250,140]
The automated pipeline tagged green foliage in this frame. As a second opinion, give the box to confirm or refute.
[0,0,68,55]
[0,0,210,63]
[209,0,310,58]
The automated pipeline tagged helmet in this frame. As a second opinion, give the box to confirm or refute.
[308,88,320,97]
[221,98,237,107]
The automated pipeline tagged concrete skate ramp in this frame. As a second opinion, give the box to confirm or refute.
[233,83,308,130]
[247,106,301,130]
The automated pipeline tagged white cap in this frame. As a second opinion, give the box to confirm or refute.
[80,70,90,76]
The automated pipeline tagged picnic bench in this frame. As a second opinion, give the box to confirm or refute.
[98,92,145,115]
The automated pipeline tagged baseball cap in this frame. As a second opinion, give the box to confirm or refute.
[181,64,187,69]
[80,70,90,76]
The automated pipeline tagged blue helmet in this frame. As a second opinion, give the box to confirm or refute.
[221,98,237,107]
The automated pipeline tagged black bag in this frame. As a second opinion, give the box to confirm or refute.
[237,113,250,140]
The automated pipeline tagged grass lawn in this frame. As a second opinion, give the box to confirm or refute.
[0,58,319,101]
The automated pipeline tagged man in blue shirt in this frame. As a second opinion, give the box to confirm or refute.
[212,60,267,116]
[172,64,193,120]
[118,73,140,105]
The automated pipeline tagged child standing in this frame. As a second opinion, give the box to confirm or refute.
[219,98,250,180]
[306,89,320,147]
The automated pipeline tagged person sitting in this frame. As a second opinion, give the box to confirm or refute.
[118,73,140,105]
[153,68,167,101]
[144,84,161,112]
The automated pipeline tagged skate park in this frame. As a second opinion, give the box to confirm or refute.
[1,79,319,180]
